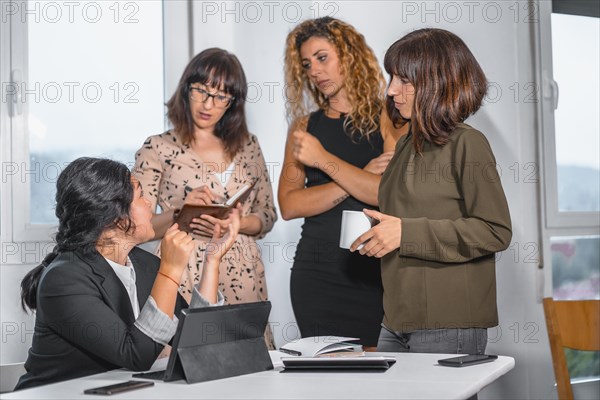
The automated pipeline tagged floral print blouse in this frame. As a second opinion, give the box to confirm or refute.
[134,131,277,309]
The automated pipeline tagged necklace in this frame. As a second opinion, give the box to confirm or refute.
[326,103,350,118]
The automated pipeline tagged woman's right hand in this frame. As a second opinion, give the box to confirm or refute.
[291,130,328,168]
[184,185,216,206]
[205,206,241,265]
[350,209,402,258]
[159,223,195,278]
[364,152,394,175]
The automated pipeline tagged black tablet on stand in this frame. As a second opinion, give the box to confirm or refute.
[134,301,273,384]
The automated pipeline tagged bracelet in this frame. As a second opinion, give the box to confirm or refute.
[158,271,180,287]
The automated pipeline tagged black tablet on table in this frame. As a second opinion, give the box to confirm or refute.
[134,301,273,383]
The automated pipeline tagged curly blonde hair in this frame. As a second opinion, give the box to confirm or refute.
[284,17,385,139]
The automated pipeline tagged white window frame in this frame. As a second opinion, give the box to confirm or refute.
[1,0,191,246]
[534,0,600,299]
[535,0,600,230]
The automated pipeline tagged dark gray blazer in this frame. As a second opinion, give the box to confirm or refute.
[15,247,187,390]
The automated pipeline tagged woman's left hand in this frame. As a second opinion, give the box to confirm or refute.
[350,209,402,258]
[292,130,327,168]
[205,206,241,264]
[364,152,394,175]
[190,214,229,238]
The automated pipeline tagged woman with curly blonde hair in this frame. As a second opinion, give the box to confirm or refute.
[278,17,406,348]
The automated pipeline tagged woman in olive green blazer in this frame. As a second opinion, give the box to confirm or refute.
[351,29,512,354]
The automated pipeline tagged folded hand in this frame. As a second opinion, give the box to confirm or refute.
[364,152,394,175]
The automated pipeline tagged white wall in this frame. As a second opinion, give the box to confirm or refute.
[0,264,36,364]
[1,1,559,398]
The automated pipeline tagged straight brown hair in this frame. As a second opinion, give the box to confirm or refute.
[384,28,488,153]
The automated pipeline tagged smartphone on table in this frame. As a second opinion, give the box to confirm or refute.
[438,354,498,367]
[84,380,154,395]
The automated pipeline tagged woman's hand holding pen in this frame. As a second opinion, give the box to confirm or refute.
[184,185,215,206]
[350,209,402,258]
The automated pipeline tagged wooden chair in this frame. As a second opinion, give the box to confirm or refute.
[543,298,600,400]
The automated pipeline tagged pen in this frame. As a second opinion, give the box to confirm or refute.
[279,348,302,356]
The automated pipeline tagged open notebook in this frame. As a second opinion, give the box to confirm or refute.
[174,181,255,234]
[279,336,362,357]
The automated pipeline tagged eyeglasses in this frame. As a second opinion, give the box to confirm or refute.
[189,86,234,108]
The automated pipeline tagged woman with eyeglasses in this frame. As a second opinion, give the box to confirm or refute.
[134,48,277,348]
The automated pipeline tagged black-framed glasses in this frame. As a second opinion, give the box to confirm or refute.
[189,86,234,108]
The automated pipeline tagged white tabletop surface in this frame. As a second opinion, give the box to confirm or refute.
[3,352,515,400]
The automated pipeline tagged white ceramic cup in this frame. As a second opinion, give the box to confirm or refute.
[339,210,373,250]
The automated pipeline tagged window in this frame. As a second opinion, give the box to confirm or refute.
[537,0,600,386]
[537,1,600,296]
[551,13,599,213]
[3,0,166,241]
[551,236,600,300]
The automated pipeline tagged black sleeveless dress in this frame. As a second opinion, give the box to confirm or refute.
[290,109,384,346]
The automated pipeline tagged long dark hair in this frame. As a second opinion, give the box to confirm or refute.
[21,158,135,312]
[384,28,488,153]
[166,48,250,160]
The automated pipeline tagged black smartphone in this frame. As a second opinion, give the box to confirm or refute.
[438,354,498,367]
[84,380,154,395]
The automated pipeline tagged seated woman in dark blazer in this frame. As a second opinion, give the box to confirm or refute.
[15,157,240,390]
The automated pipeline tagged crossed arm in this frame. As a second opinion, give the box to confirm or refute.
[278,112,406,220]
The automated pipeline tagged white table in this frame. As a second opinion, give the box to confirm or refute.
[3,352,514,399]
